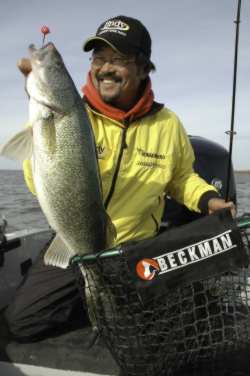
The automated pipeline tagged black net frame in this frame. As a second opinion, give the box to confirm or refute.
[74,226,250,376]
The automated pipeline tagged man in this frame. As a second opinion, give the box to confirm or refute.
[6,15,235,341]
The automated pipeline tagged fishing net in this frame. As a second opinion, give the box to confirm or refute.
[74,214,250,376]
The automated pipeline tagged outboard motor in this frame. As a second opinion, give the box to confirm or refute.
[162,135,237,227]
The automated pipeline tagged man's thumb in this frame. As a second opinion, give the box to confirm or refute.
[17,58,32,76]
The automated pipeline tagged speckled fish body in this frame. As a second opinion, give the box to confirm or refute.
[26,43,111,265]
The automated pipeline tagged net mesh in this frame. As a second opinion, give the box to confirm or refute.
[79,230,250,376]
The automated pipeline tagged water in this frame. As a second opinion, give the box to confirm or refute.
[235,172,250,216]
[0,170,250,232]
[0,170,48,231]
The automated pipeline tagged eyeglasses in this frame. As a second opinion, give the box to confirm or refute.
[89,55,136,68]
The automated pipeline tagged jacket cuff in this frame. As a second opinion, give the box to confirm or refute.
[198,190,220,214]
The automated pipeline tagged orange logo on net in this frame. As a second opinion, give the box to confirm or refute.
[136,258,160,281]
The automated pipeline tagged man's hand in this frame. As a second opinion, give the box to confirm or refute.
[17,58,32,76]
[208,198,236,218]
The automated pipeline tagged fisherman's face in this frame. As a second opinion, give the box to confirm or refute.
[90,45,147,110]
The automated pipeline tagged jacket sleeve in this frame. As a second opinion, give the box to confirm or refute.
[23,159,36,195]
[167,120,218,213]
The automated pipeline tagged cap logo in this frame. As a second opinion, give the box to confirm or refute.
[100,20,130,33]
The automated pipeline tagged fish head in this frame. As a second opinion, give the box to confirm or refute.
[27,43,78,114]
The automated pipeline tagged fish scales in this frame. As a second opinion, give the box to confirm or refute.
[32,101,105,254]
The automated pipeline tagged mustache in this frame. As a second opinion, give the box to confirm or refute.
[97,73,122,82]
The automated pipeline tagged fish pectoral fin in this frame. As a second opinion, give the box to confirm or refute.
[0,127,33,161]
[44,234,75,269]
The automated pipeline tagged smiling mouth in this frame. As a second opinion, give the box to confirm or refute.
[100,79,119,85]
[97,74,122,84]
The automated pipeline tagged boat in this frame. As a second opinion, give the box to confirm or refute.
[1,2,249,373]
[1,135,250,376]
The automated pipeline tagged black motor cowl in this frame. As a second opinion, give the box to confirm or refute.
[162,136,236,227]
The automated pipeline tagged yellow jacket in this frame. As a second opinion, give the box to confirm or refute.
[23,103,217,244]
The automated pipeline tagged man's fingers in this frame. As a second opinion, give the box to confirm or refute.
[208,198,236,218]
[228,201,237,218]
[17,58,32,76]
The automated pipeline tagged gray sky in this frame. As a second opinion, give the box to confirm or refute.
[0,0,249,170]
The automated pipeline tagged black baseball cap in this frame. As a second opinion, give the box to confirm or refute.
[83,15,152,59]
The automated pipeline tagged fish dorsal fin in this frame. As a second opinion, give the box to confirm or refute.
[0,127,33,161]
[44,234,75,269]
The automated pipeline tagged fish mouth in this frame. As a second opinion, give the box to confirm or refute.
[28,44,36,52]
[29,42,55,53]
[28,43,57,65]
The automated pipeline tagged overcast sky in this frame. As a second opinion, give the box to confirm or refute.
[0,0,249,170]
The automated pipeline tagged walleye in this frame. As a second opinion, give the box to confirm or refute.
[0,43,115,268]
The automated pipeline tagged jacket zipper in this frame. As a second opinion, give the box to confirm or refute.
[104,125,128,209]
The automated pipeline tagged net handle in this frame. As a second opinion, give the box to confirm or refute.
[70,246,123,265]
[70,216,250,265]
[237,216,250,230]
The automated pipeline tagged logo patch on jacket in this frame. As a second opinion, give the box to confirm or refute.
[137,147,166,160]
[136,148,166,169]
[96,144,107,159]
